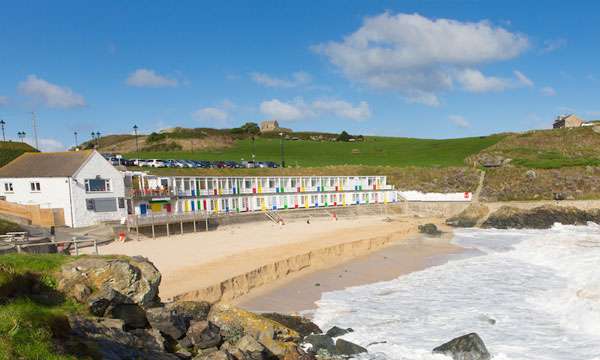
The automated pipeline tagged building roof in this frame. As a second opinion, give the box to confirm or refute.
[0,150,94,178]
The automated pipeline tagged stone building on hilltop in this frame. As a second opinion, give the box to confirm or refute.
[553,114,584,128]
[260,120,280,132]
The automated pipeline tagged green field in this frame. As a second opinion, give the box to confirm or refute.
[126,135,506,167]
[0,141,38,167]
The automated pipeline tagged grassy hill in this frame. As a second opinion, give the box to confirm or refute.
[126,135,506,167]
[0,141,38,167]
[468,126,600,169]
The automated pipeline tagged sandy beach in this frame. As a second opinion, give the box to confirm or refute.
[94,212,454,302]
[237,231,462,313]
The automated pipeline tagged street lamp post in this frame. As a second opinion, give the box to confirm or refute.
[0,120,5,141]
[96,131,101,149]
[279,132,285,168]
[133,125,139,155]
[74,131,78,149]
[17,131,26,142]
[251,136,256,162]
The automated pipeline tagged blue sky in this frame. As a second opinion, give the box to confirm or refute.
[1,0,599,151]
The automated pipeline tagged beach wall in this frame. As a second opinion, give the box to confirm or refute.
[173,224,416,304]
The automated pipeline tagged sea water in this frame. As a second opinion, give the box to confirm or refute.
[311,224,600,360]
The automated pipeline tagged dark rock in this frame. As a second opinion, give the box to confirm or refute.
[418,223,441,235]
[553,192,566,201]
[186,320,222,349]
[335,338,367,356]
[235,335,270,360]
[303,334,336,355]
[432,333,490,360]
[108,303,149,330]
[68,315,178,360]
[88,296,112,317]
[261,313,322,337]
[170,301,212,322]
[482,205,600,229]
[194,350,234,360]
[446,203,489,228]
[71,283,91,302]
[325,326,353,338]
[146,306,189,340]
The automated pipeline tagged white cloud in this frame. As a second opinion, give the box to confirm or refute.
[250,71,312,88]
[193,107,229,122]
[449,115,470,128]
[260,99,310,121]
[126,68,178,88]
[0,96,8,106]
[541,38,567,53]
[192,100,236,126]
[25,137,66,152]
[260,98,371,121]
[18,75,86,108]
[455,69,512,92]
[514,70,534,87]
[313,12,529,105]
[541,86,557,96]
[312,99,371,120]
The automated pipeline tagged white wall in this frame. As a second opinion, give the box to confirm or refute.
[0,177,74,226]
[398,191,472,202]
[70,152,127,227]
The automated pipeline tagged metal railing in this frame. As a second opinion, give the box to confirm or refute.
[0,232,101,255]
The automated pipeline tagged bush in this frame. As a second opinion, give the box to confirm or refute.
[337,131,351,142]
[145,132,167,144]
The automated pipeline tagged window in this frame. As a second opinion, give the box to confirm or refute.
[118,197,125,209]
[85,178,111,192]
[86,199,95,210]
[269,179,276,188]
[30,182,41,192]
[86,198,118,212]
[290,179,296,187]
[4,183,13,192]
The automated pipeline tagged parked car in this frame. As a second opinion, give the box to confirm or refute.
[146,159,166,168]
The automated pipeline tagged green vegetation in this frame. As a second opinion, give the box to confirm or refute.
[0,141,38,167]
[127,134,506,167]
[0,254,79,360]
[471,127,600,169]
[141,141,183,152]
[0,219,22,235]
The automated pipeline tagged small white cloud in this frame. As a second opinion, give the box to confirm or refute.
[312,99,371,120]
[126,68,178,88]
[193,107,229,122]
[514,70,534,87]
[541,86,557,96]
[18,75,86,108]
[260,98,371,121]
[0,96,8,106]
[456,69,512,92]
[541,38,567,53]
[250,71,312,88]
[449,115,470,128]
[260,99,310,121]
[25,137,66,152]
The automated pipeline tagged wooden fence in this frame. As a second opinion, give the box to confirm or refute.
[0,199,64,227]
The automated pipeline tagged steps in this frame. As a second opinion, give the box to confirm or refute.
[264,210,284,224]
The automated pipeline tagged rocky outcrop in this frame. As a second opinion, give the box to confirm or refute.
[261,313,322,337]
[482,205,600,229]
[325,326,353,338]
[302,333,367,358]
[433,333,490,360]
[57,256,161,309]
[418,223,441,236]
[335,338,367,356]
[446,203,489,228]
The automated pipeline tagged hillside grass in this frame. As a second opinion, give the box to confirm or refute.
[0,141,38,167]
[126,135,506,167]
[471,127,600,169]
[0,254,79,360]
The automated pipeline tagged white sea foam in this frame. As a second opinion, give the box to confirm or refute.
[312,224,600,360]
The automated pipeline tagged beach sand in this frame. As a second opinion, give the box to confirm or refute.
[94,212,453,302]
[236,231,461,314]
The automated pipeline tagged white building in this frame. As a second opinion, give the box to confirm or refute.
[0,150,127,227]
